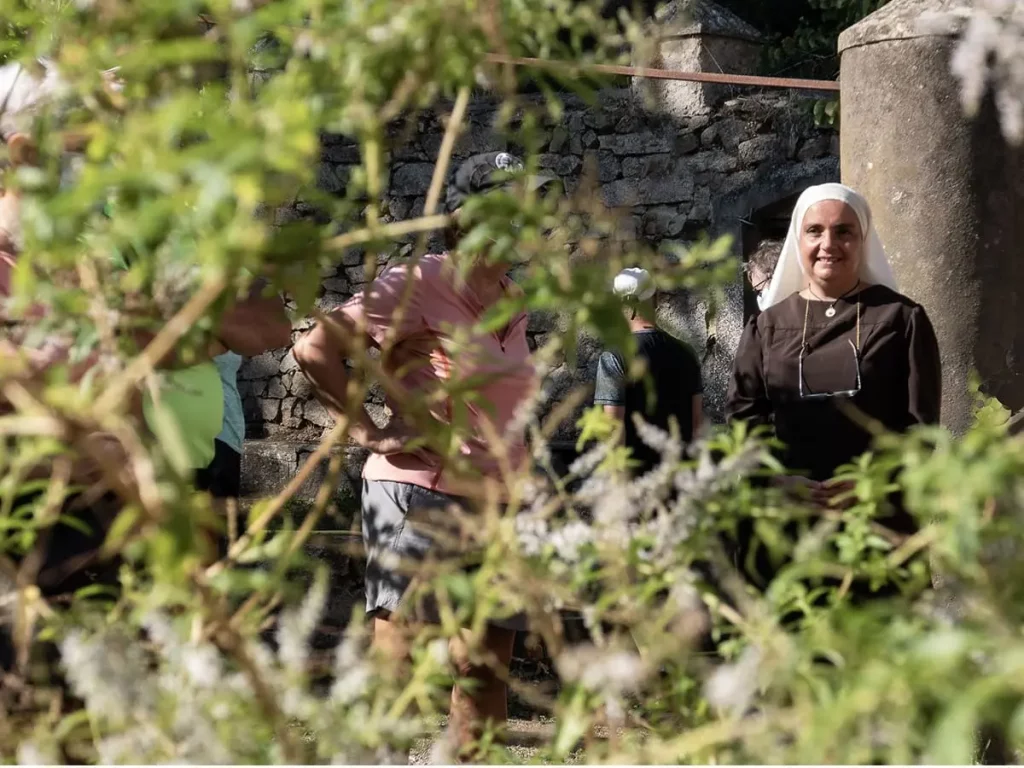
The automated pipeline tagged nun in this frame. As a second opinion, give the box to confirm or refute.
[726,183,942,524]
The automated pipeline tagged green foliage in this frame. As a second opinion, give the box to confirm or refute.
[812,96,840,129]
[1,0,1021,765]
[718,0,893,80]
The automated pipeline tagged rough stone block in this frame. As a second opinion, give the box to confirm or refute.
[633,33,762,119]
[686,115,712,133]
[583,110,615,131]
[385,197,411,220]
[424,126,502,158]
[290,372,314,399]
[738,135,782,166]
[598,132,673,155]
[717,118,755,152]
[390,163,435,196]
[796,134,832,161]
[583,130,598,148]
[345,264,368,284]
[304,399,334,428]
[322,276,349,294]
[598,151,621,182]
[642,207,688,238]
[279,351,299,374]
[240,440,298,497]
[528,310,560,334]
[240,352,280,380]
[719,169,758,196]
[316,164,348,194]
[603,157,695,207]
[281,397,302,429]
[674,133,700,155]
[685,151,739,173]
[621,153,673,178]
[539,153,581,176]
[294,449,345,505]
[267,377,288,399]
[640,175,696,205]
[601,179,639,208]
[701,125,719,147]
[316,292,348,312]
[615,112,642,134]
[322,144,361,164]
[260,398,281,421]
[366,381,387,404]
[549,126,569,153]
[341,248,365,267]
[689,186,713,222]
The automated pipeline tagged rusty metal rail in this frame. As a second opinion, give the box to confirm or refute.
[484,53,840,92]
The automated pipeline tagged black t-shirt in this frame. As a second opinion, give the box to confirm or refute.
[594,328,703,475]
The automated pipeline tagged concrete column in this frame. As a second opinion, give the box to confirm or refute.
[633,0,763,119]
[839,0,1024,434]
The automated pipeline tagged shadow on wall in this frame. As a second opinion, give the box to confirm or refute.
[971,93,1024,417]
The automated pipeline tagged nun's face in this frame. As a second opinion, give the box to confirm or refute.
[799,200,863,290]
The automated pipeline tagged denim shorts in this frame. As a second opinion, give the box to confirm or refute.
[361,479,527,631]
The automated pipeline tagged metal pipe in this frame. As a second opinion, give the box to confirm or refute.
[484,54,840,92]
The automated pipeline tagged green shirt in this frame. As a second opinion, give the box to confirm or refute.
[106,213,223,473]
[142,362,224,473]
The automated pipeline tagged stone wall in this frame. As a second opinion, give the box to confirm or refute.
[238,87,839,496]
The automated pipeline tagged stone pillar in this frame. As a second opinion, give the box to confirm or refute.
[839,0,1024,434]
[634,0,763,119]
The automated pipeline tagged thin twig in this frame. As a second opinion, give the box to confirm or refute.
[194,577,303,764]
[206,418,348,579]
[323,214,451,252]
[94,276,227,416]
[424,86,470,217]
[282,453,342,562]
[887,525,938,568]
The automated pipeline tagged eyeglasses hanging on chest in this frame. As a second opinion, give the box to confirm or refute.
[798,298,862,401]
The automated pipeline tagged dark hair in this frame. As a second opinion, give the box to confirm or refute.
[747,238,783,277]
[443,224,460,252]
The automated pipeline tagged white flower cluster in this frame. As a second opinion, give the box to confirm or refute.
[704,643,763,717]
[277,569,329,675]
[35,570,392,764]
[927,0,1024,143]
[515,415,765,575]
[556,643,647,725]
[556,644,647,696]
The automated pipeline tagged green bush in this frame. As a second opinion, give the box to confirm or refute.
[2,0,1022,765]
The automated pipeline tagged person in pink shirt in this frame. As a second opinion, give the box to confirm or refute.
[294,151,558,753]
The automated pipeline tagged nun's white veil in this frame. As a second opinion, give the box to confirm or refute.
[757,183,898,311]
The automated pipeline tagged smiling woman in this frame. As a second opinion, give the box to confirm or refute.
[725,182,942,595]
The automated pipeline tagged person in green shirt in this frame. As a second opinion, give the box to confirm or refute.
[198,281,292,500]
[0,60,290,609]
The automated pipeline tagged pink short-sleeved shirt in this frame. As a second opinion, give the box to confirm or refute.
[340,252,536,496]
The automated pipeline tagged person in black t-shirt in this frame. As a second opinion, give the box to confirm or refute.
[594,268,704,476]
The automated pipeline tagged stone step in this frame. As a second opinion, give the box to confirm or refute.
[240,438,368,505]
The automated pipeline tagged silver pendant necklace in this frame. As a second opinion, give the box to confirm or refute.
[808,280,861,318]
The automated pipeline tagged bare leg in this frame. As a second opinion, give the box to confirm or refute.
[449,626,516,757]
[373,613,412,664]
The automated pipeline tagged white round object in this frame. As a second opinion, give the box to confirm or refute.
[613,267,656,302]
